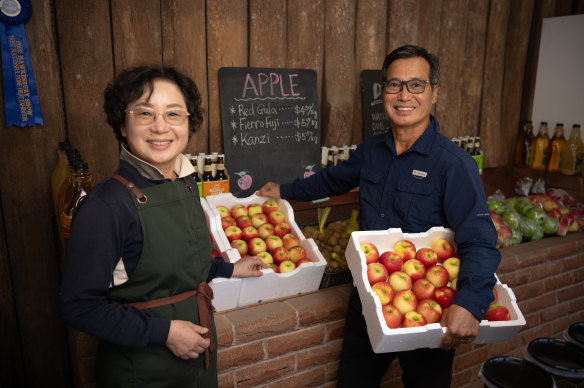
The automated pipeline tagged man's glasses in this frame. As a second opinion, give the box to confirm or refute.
[383,79,432,94]
[125,106,190,125]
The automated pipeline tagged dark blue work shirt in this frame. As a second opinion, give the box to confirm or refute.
[280,116,500,320]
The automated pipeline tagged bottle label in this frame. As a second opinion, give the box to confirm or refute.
[472,155,483,175]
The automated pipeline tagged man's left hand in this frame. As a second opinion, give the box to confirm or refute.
[439,304,480,350]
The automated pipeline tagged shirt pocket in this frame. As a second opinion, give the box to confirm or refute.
[359,168,384,208]
[395,180,440,229]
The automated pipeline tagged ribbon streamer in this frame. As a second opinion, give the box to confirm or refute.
[0,0,43,127]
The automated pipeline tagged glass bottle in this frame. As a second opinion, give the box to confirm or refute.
[545,123,565,172]
[529,121,549,170]
[515,121,533,167]
[215,154,228,181]
[561,124,584,175]
[60,162,92,248]
[202,156,215,181]
[189,155,201,182]
[326,148,334,167]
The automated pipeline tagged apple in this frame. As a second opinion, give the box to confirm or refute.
[416,298,442,324]
[411,278,436,301]
[262,200,280,215]
[272,246,290,265]
[224,226,243,242]
[295,258,312,267]
[360,242,380,264]
[251,213,268,228]
[484,304,510,321]
[230,239,248,256]
[392,289,418,315]
[241,226,259,242]
[221,216,236,230]
[247,237,267,255]
[394,240,416,261]
[282,233,300,250]
[434,286,456,309]
[257,251,273,265]
[379,251,403,273]
[236,215,253,229]
[491,287,498,305]
[216,206,230,218]
[425,265,449,288]
[279,260,296,273]
[451,277,458,291]
[265,235,284,252]
[388,271,412,292]
[371,282,394,306]
[267,263,280,273]
[258,223,275,239]
[288,246,307,263]
[431,238,455,263]
[211,249,221,258]
[247,203,263,217]
[230,204,248,219]
[442,257,460,281]
[274,222,292,238]
[367,262,389,285]
[415,248,438,268]
[268,210,286,226]
[401,311,427,328]
[382,305,403,329]
[402,258,426,281]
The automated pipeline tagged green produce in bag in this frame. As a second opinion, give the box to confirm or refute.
[487,197,506,215]
[509,227,523,245]
[515,197,535,216]
[505,197,519,209]
[502,208,521,229]
[542,216,559,235]
[526,207,547,225]
[519,215,544,241]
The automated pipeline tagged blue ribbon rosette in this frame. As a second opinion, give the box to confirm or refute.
[0,0,43,127]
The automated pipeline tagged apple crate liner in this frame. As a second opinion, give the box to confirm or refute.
[345,226,526,353]
[203,193,327,310]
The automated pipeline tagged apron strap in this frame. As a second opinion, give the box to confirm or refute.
[110,174,148,203]
[121,282,216,370]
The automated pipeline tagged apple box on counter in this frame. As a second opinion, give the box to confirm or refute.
[203,192,327,310]
[345,226,526,353]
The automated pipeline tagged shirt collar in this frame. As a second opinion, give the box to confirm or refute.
[385,115,439,156]
[120,145,195,181]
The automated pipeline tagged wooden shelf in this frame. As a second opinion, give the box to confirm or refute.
[287,189,359,225]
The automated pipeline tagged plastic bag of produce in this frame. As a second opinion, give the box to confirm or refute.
[514,197,535,216]
[490,210,513,248]
[502,208,521,229]
[518,215,544,241]
[509,227,523,246]
[487,197,506,215]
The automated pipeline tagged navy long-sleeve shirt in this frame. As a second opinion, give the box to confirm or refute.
[281,116,500,320]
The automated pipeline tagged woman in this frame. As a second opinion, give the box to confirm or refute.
[60,65,266,387]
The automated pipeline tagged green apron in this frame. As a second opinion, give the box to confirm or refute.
[96,175,217,388]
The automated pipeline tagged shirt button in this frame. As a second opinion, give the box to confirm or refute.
[380,213,385,218]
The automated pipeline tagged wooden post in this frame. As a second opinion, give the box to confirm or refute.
[250,0,287,68]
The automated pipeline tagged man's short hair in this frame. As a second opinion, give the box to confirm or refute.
[381,45,440,86]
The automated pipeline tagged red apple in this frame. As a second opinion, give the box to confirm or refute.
[230,239,248,256]
[251,213,268,228]
[247,203,263,217]
[257,251,273,265]
[415,248,438,268]
[411,278,436,301]
[274,222,292,238]
[388,271,412,292]
[442,257,460,281]
[265,235,283,252]
[379,251,403,273]
[371,282,394,306]
[288,246,307,263]
[247,237,267,255]
[279,260,296,273]
[282,233,300,250]
[425,265,449,288]
[431,238,455,263]
[268,211,286,226]
[402,311,427,328]
[272,246,290,265]
[434,286,456,309]
[360,242,380,264]
[211,249,221,258]
[216,206,230,218]
[402,258,426,281]
[230,204,248,219]
[416,298,442,324]
[236,215,253,229]
[392,289,418,315]
[267,263,280,273]
[484,304,510,321]
[221,216,236,230]
[224,226,243,242]
[241,226,259,242]
[295,258,312,267]
[258,223,275,239]
[382,305,402,329]
[394,240,416,261]
[262,200,280,215]
[367,262,389,285]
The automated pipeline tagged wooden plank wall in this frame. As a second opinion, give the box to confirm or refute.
[0,0,582,386]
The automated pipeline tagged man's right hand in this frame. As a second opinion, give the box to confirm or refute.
[166,320,210,360]
[257,182,281,199]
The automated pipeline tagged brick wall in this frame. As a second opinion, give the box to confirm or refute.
[216,232,584,387]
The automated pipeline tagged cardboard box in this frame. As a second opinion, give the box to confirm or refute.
[203,193,327,308]
[202,179,229,198]
[345,226,526,353]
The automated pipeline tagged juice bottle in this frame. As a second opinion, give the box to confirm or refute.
[515,121,533,167]
[561,124,584,175]
[546,123,565,172]
[529,121,549,170]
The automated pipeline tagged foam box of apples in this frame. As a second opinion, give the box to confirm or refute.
[345,227,526,353]
[204,193,327,308]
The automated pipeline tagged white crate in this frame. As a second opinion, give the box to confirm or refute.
[204,192,326,308]
[345,226,526,353]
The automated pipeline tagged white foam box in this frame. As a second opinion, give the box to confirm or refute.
[204,192,327,307]
[345,226,526,353]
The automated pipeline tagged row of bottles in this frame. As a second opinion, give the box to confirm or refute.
[186,152,228,182]
[321,145,357,168]
[515,121,583,175]
[451,136,483,174]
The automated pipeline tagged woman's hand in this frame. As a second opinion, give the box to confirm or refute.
[232,255,268,278]
[257,182,281,199]
[166,320,211,360]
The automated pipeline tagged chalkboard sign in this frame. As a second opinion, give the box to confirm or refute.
[219,67,321,198]
[361,70,391,138]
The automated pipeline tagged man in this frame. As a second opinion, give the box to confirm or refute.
[258,45,500,387]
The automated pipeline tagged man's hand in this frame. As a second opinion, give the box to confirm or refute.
[232,255,268,278]
[257,182,281,199]
[439,304,480,350]
[166,320,211,360]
